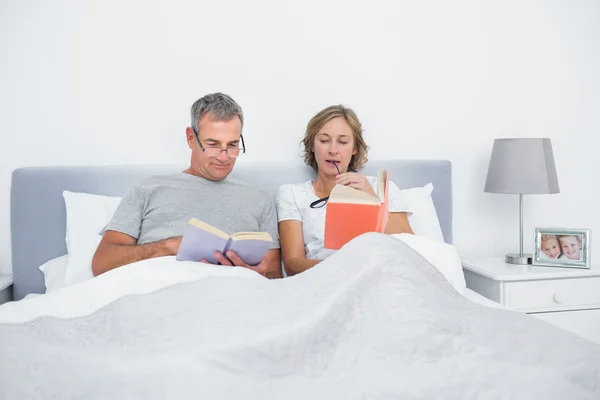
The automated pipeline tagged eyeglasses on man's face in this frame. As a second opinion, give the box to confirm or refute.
[193,128,246,158]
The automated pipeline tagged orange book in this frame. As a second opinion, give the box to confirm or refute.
[324,168,390,250]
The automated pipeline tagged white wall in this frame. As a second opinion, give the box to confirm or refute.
[1,0,599,275]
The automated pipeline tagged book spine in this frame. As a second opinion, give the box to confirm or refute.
[222,237,233,256]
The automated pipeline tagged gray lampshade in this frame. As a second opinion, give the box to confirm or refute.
[484,138,560,194]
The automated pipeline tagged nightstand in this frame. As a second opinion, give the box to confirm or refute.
[462,257,600,345]
[0,275,13,305]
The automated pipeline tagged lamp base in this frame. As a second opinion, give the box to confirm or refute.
[505,253,532,265]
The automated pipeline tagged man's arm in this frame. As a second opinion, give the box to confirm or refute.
[91,231,181,276]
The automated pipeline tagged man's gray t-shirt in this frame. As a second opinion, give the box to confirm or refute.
[104,172,280,249]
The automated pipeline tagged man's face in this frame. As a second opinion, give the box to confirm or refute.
[186,114,242,181]
[559,236,582,260]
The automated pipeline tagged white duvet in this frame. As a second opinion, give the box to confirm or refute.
[0,233,471,323]
[1,233,599,399]
[0,256,263,323]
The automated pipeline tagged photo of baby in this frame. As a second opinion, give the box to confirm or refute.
[533,228,590,269]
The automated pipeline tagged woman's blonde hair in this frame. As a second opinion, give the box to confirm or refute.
[301,105,369,172]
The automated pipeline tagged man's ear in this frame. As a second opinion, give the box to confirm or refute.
[185,127,195,150]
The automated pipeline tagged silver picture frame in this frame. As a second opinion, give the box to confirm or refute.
[532,227,591,269]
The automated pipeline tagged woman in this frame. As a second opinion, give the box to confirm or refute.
[276,105,414,276]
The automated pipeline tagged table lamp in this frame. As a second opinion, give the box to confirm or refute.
[484,138,560,264]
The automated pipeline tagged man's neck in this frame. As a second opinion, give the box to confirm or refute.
[183,167,202,178]
[183,167,228,183]
[183,168,211,180]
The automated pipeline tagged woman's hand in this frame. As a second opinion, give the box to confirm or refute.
[336,173,376,196]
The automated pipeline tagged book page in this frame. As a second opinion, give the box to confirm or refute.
[329,184,379,204]
[187,218,230,240]
[230,232,273,242]
[377,168,387,203]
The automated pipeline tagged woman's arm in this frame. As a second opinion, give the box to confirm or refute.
[278,220,320,276]
[385,212,414,235]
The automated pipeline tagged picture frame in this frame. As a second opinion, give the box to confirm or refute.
[532,227,591,269]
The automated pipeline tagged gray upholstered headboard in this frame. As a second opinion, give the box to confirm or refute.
[10,159,452,300]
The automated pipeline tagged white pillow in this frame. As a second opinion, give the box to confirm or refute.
[392,233,466,294]
[397,183,445,243]
[38,254,69,292]
[63,191,122,286]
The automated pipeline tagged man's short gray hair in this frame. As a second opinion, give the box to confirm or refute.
[190,92,244,132]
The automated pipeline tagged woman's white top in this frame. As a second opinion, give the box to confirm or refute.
[275,176,411,260]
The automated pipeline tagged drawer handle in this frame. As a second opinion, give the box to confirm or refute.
[553,293,564,304]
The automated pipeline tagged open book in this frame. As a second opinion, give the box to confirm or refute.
[176,218,273,266]
[324,168,390,250]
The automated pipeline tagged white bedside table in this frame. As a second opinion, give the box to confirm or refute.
[462,257,600,345]
[0,275,13,305]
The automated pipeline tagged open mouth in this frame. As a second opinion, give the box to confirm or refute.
[325,160,341,173]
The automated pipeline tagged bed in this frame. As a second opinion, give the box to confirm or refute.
[1,160,599,399]
[9,160,453,300]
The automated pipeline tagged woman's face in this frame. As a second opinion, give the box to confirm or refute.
[559,236,582,260]
[313,117,357,175]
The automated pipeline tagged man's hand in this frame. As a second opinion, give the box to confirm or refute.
[203,249,282,279]
[164,236,183,255]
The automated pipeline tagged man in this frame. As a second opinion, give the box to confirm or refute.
[91,93,282,278]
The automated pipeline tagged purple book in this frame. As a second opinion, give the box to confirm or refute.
[176,218,273,266]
